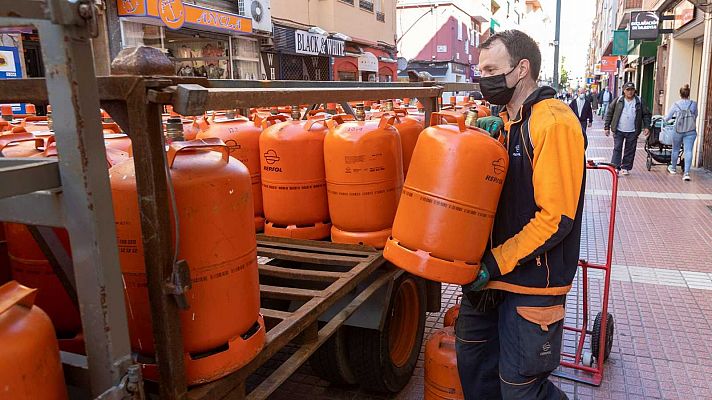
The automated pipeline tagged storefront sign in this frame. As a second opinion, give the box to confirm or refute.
[451,63,466,75]
[600,56,618,73]
[0,46,21,79]
[261,52,279,80]
[629,11,659,40]
[117,0,252,33]
[593,63,602,75]
[0,46,26,114]
[294,30,344,57]
[357,52,378,72]
[612,30,629,56]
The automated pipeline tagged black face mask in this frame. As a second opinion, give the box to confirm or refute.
[479,65,522,106]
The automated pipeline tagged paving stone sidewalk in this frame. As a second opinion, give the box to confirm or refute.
[263,114,712,400]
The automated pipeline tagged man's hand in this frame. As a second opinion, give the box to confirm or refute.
[588,121,592,128]
[476,116,504,138]
[463,263,490,293]
[604,128,610,137]
[642,128,650,137]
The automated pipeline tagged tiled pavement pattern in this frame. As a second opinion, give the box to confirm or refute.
[257,115,712,399]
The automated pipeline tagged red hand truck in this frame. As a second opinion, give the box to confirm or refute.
[551,160,619,386]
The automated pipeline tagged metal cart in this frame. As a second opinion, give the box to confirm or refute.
[552,160,619,386]
[0,2,481,398]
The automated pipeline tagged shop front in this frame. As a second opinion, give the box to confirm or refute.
[264,24,343,81]
[333,46,396,82]
[116,0,261,79]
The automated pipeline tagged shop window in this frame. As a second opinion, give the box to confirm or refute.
[120,20,163,49]
[232,37,260,79]
[164,29,230,79]
[339,71,358,81]
[379,74,392,82]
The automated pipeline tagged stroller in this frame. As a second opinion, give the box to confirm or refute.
[645,115,682,171]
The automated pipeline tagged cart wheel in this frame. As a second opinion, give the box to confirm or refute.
[309,326,357,386]
[582,351,594,367]
[591,312,614,362]
[346,274,426,393]
[646,155,652,171]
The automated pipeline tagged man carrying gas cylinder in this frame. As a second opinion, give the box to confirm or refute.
[456,30,586,399]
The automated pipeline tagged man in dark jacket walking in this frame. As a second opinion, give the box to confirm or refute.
[604,82,652,175]
[570,87,593,135]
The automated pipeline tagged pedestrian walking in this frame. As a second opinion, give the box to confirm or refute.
[591,89,599,111]
[598,87,611,116]
[569,87,593,137]
[664,84,698,181]
[457,29,586,400]
[604,82,652,175]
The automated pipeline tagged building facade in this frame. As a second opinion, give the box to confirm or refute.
[589,0,712,170]
[108,0,270,79]
[396,0,552,87]
[269,0,398,81]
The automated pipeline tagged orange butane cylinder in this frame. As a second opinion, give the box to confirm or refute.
[324,113,404,248]
[0,131,44,157]
[110,139,265,384]
[0,224,10,285]
[391,108,425,176]
[1,104,13,121]
[4,224,83,344]
[198,115,284,232]
[0,281,68,400]
[383,112,508,284]
[260,115,331,239]
[443,304,460,328]
[425,326,464,400]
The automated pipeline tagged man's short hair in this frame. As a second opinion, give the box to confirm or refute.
[479,30,542,81]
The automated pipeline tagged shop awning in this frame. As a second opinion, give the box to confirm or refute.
[117,0,252,35]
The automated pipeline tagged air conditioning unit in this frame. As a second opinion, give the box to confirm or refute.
[244,0,273,33]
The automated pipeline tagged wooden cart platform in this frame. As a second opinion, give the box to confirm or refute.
[186,236,394,400]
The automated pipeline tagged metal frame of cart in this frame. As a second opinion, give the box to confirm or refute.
[552,161,619,386]
[0,2,480,398]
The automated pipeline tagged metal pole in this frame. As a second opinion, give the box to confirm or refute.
[553,0,562,90]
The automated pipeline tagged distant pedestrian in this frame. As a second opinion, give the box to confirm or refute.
[604,82,652,175]
[598,87,612,116]
[664,84,698,181]
[591,89,599,111]
[569,88,593,145]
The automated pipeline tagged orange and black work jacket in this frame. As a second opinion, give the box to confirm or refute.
[482,86,586,295]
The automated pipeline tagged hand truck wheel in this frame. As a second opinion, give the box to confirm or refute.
[582,351,594,367]
[591,312,614,362]
[646,155,652,171]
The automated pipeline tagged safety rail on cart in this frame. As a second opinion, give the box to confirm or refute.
[0,3,480,399]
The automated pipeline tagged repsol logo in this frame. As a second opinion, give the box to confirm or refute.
[485,175,503,184]
[263,166,283,172]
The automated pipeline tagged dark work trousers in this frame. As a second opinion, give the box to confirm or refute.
[455,291,568,400]
[611,130,638,171]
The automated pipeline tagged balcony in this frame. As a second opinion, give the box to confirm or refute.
[376,11,385,22]
[339,0,354,5]
[360,0,374,12]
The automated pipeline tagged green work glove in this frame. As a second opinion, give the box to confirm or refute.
[463,263,490,293]
[476,116,504,137]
